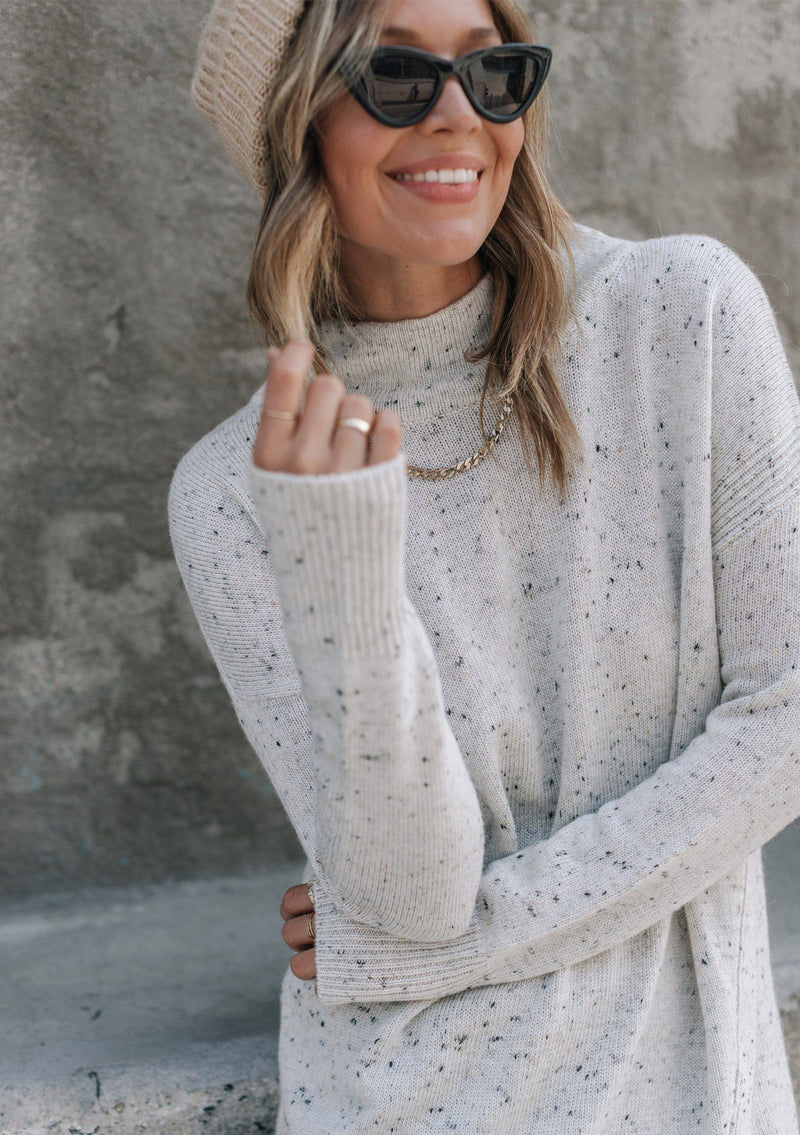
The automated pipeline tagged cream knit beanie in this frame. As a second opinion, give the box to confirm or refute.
[191,0,308,194]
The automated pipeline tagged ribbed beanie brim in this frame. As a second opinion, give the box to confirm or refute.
[190,0,308,194]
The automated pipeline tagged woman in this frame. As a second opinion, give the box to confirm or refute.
[170,0,800,1130]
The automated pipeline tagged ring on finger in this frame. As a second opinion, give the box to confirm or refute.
[262,409,298,421]
[307,912,315,941]
[337,416,372,435]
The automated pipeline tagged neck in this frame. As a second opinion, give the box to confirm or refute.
[338,241,485,321]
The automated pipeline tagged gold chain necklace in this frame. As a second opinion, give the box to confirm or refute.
[405,393,515,480]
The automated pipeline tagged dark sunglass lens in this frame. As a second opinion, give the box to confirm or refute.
[364,53,438,121]
[465,50,540,115]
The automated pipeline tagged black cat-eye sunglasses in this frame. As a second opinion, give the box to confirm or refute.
[331,43,553,127]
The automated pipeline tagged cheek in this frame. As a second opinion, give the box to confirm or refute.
[317,125,398,236]
[487,124,524,204]
[495,122,525,169]
[324,168,389,245]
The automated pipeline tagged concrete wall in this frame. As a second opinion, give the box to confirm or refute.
[2,0,798,901]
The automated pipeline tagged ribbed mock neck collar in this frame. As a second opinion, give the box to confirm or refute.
[316,272,496,424]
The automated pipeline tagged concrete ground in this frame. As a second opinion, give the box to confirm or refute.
[0,866,301,1135]
[2,831,798,1135]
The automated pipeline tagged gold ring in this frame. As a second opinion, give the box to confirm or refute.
[262,408,297,421]
[337,417,372,434]
[307,912,315,941]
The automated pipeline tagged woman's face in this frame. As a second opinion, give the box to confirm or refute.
[314,0,525,286]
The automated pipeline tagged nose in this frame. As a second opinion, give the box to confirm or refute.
[419,74,481,133]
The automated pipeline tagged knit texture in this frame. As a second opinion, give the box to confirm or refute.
[190,0,307,192]
[168,223,800,1133]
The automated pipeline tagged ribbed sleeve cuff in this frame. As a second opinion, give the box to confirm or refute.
[311,872,485,1004]
[248,452,409,657]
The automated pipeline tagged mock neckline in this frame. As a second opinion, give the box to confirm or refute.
[316,271,496,408]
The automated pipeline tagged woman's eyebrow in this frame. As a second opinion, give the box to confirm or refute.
[379,26,502,46]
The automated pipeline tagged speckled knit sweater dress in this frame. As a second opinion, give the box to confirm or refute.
[168,223,800,1134]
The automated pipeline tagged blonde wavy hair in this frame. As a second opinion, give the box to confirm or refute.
[246,0,584,495]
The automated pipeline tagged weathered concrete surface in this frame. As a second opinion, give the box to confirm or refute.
[2,843,799,1135]
[1,0,798,907]
[2,1038,280,1135]
[1,0,310,899]
[0,866,308,1134]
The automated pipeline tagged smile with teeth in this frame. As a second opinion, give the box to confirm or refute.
[389,168,481,183]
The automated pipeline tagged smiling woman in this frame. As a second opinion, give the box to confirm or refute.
[241,0,581,489]
[171,0,800,1131]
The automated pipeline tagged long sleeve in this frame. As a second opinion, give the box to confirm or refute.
[308,246,800,1004]
[247,451,485,940]
[167,434,324,861]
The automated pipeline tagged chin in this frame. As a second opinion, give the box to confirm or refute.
[393,233,486,265]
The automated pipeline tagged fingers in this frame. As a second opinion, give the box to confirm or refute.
[286,374,337,475]
[253,339,315,471]
[328,392,376,473]
[279,882,313,920]
[265,338,314,415]
[367,408,403,466]
[282,910,316,951]
[280,883,317,979]
[253,338,403,474]
[290,946,316,980]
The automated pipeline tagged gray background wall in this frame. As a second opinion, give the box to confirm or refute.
[2,0,798,902]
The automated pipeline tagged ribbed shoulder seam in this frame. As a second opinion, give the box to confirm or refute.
[707,246,800,550]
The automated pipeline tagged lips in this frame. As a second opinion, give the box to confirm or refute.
[384,169,483,201]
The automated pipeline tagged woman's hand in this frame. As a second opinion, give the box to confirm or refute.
[253,338,403,474]
[280,881,317,980]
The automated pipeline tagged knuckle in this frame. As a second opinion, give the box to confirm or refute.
[375,409,403,440]
[267,361,302,389]
[341,394,374,418]
[308,373,344,398]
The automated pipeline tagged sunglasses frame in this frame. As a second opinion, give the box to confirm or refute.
[332,43,553,127]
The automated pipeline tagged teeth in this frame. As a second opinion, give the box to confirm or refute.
[392,168,479,184]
